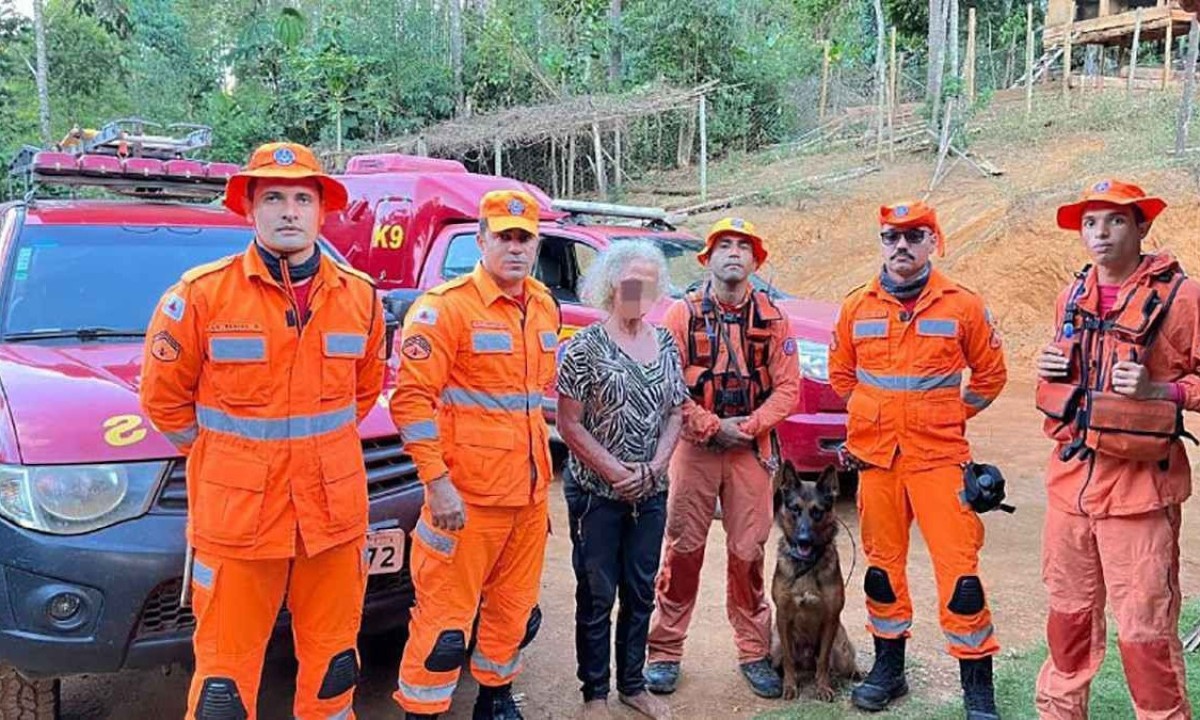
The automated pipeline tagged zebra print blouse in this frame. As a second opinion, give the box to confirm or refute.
[556,323,688,500]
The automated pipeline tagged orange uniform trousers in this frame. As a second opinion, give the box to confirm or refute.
[858,455,999,659]
[395,501,548,715]
[648,442,774,664]
[186,538,367,720]
[1036,504,1189,720]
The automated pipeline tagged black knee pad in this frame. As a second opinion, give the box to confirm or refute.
[864,566,897,604]
[519,604,543,649]
[948,575,986,615]
[425,629,467,673]
[196,677,248,720]
[317,648,359,700]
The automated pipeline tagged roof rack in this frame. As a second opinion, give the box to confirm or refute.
[550,199,683,231]
[6,118,234,202]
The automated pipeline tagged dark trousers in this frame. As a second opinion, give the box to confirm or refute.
[564,478,667,701]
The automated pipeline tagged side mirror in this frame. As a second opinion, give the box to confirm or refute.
[381,289,420,361]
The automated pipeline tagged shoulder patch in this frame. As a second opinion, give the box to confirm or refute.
[426,274,473,296]
[180,255,238,284]
[329,258,376,288]
[161,292,186,322]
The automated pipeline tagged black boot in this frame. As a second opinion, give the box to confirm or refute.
[960,657,1000,720]
[406,714,439,720]
[472,683,523,720]
[851,636,909,712]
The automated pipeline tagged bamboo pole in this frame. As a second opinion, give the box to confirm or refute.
[1165,16,1176,90]
[1175,18,1200,154]
[889,27,898,162]
[568,134,576,197]
[613,126,622,194]
[591,123,607,197]
[699,94,708,201]
[966,8,978,104]
[1129,7,1143,97]
[1026,3,1035,117]
[551,136,559,197]
[820,40,832,121]
[494,137,502,176]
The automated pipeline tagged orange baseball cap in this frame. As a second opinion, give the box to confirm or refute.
[480,190,540,237]
[698,217,769,266]
[879,200,945,256]
[1056,178,1166,231]
[224,142,348,216]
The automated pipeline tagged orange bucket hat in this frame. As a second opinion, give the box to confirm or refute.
[879,200,945,256]
[224,142,349,216]
[1056,178,1166,231]
[698,217,769,266]
[480,190,540,236]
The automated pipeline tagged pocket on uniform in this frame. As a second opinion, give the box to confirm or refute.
[450,423,516,491]
[321,332,365,401]
[319,441,368,531]
[917,397,967,459]
[193,447,268,546]
[208,334,271,406]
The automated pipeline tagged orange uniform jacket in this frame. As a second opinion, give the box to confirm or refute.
[140,243,386,560]
[1041,252,1200,517]
[390,264,559,506]
[661,295,800,444]
[829,269,1007,470]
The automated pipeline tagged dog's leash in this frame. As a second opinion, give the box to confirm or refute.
[836,513,858,590]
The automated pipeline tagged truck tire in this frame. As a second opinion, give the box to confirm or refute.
[0,664,60,720]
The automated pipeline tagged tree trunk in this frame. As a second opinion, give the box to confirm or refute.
[1175,17,1199,154]
[950,0,961,80]
[929,0,951,129]
[608,0,622,90]
[450,0,465,115]
[33,0,51,145]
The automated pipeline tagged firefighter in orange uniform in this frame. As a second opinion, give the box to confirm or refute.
[1034,180,1196,720]
[390,190,559,720]
[140,142,386,720]
[643,217,799,699]
[829,201,1007,718]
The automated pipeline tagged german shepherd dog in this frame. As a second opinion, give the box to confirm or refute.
[771,462,860,701]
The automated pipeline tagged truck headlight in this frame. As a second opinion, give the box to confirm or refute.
[0,463,165,535]
[798,339,830,382]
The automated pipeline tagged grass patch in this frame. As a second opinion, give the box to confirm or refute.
[759,599,1200,720]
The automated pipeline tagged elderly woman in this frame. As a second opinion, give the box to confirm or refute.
[556,240,685,720]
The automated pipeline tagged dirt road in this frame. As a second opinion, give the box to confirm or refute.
[60,379,1200,719]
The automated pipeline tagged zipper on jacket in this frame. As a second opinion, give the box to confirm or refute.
[519,301,536,500]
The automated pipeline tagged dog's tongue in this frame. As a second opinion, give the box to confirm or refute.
[796,545,814,559]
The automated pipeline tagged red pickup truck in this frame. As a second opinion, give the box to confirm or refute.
[320,154,849,475]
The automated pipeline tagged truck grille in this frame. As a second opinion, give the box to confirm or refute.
[135,565,414,639]
[155,435,417,512]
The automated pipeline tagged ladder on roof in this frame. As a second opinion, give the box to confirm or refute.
[60,118,213,159]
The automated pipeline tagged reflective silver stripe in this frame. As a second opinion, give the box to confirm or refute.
[541,397,556,413]
[963,390,992,410]
[917,318,958,337]
[210,337,265,361]
[415,519,455,556]
[196,404,355,441]
[401,420,439,443]
[854,320,888,338]
[856,369,962,391]
[945,624,995,650]
[163,424,198,447]
[441,387,542,412]
[325,333,366,357]
[324,704,353,720]
[470,648,522,679]
[192,559,215,590]
[472,332,513,353]
[869,615,912,635]
[539,331,557,351]
[396,678,457,703]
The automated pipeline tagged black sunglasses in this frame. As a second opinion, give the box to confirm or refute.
[880,228,929,246]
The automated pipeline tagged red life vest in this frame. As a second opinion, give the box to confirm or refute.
[682,284,784,418]
[1036,262,1196,462]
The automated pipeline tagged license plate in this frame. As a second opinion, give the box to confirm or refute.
[366,529,406,575]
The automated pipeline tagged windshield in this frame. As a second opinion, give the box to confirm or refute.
[2,224,259,338]
[606,235,790,299]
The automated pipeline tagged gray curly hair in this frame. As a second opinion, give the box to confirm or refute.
[579,240,671,312]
